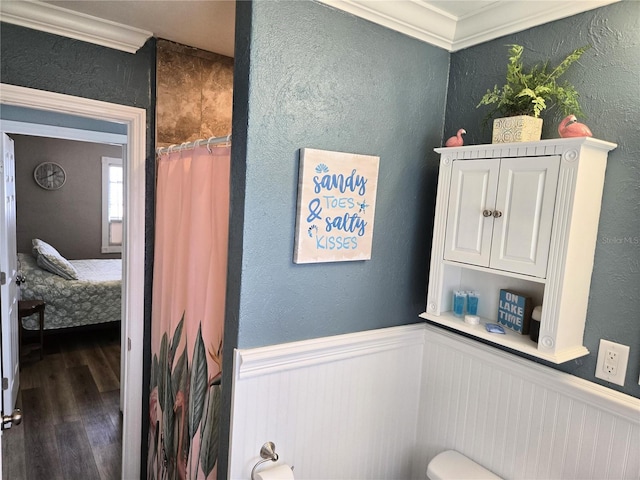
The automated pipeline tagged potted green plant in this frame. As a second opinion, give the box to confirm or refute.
[477,44,589,143]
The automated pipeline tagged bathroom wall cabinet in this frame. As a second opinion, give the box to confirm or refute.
[420,138,616,363]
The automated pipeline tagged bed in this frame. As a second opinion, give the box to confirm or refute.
[18,251,122,331]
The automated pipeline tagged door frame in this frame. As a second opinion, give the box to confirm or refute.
[0,83,146,478]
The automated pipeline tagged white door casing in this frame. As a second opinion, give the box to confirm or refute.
[0,83,146,479]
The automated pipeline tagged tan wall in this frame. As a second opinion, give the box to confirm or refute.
[12,134,123,259]
[156,39,234,147]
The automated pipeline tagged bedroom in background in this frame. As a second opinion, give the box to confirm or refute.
[3,129,126,478]
[13,134,125,335]
[0,90,146,480]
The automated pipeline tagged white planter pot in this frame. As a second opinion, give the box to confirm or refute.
[492,115,543,143]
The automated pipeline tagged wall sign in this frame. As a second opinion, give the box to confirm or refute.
[497,289,533,334]
[294,148,379,264]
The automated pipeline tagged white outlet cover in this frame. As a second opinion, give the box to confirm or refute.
[595,339,630,387]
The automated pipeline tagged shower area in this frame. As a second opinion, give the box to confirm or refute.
[147,40,234,480]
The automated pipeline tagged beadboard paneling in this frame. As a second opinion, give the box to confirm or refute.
[229,323,639,480]
[228,324,426,480]
[416,325,640,480]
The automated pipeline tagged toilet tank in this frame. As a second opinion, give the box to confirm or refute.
[427,450,501,480]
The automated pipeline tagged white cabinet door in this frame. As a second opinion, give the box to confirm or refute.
[490,156,560,277]
[444,155,559,277]
[443,159,499,266]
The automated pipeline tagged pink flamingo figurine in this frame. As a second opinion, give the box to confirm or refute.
[445,128,466,147]
[558,115,592,138]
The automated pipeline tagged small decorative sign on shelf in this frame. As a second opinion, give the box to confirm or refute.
[497,289,533,334]
[293,148,379,264]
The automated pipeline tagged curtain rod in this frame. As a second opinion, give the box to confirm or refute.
[156,134,231,155]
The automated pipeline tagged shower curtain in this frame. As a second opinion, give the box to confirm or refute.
[147,144,231,480]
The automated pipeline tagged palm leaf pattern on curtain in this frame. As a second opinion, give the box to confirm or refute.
[148,315,221,479]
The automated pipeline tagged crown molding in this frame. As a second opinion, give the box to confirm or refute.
[319,0,620,52]
[0,0,621,55]
[319,0,457,51]
[0,0,152,54]
[452,0,620,52]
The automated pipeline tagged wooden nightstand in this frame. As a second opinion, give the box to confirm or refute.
[18,299,45,360]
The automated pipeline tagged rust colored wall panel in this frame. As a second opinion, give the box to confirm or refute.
[156,39,233,147]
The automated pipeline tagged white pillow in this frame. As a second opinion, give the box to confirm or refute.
[32,239,78,280]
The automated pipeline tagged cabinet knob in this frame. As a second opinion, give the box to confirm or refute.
[493,210,503,218]
[482,209,493,217]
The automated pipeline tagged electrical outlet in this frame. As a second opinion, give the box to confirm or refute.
[603,349,619,375]
[595,339,629,386]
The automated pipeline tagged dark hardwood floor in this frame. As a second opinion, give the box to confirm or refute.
[2,324,122,480]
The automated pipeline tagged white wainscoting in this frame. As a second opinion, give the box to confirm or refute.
[228,323,640,480]
[228,324,426,480]
[415,325,640,480]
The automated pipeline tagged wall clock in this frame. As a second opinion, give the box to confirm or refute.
[33,162,67,190]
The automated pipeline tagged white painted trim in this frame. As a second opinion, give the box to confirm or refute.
[0,0,620,55]
[235,323,425,379]
[230,323,638,479]
[0,83,146,479]
[229,323,426,479]
[235,322,639,424]
[320,0,456,51]
[319,0,620,52]
[0,0,152,54]
[452,0,620,52]
[0,120,127,145]
[425,324,640,423]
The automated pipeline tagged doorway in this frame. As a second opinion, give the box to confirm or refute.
[0,84,146,479]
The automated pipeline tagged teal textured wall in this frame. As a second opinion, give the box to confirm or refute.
[0,23,155,109]
[228,0,449,349]
[221,3,449,473]
[444,1,640,398]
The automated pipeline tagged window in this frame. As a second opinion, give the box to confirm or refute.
[102,157,123,253]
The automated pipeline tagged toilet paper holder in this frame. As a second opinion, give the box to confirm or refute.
[251,441,293,480]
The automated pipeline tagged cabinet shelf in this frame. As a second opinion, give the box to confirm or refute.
[442,260,547,284]
[419,311,589,364]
